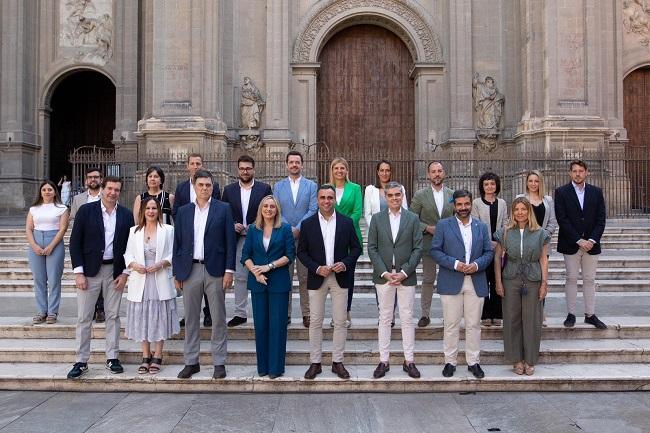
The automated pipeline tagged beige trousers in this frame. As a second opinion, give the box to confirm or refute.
[377,282,416,363]
[308,274,348,363]
[563,250,599,315]
[288,240,310,318]
[419,254,438,318]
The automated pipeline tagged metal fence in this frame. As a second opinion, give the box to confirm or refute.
[69,145,650,218]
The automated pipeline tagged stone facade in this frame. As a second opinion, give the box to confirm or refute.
[0,0,641,213]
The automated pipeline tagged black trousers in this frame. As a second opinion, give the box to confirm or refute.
[481,260,503,320]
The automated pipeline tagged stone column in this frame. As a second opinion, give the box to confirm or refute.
[410,64,447,154]
[137,0,227,155]
[0,0,39,214]
[290,63,319,154]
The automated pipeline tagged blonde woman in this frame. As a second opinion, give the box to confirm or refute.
[494,197,550,376]
[124,197,179,374]
[516,170,557,236]
[330,157,362,326]
[241,195,295,379]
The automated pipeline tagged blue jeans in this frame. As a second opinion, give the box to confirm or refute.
[28,230,64,315]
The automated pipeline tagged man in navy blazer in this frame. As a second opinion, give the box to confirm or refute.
[173,170,236,380]
[220,155,272,327]
[172,153,221,327]
[297,184,361,380]
[554,159,607,329]
[431,190,494,379]
[273,150,318,327]
[67,176,134,379]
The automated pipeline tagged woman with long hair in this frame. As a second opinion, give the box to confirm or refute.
[132,166,175,224]
[330,157,363,327]
[241,195,295,378]
[517,170,557,236]
[124,196,179,374]
[494,197,550,376]
[26,180,69,324]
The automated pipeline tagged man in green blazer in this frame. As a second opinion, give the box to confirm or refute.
[409,161,454,327]
[367,182,423,379]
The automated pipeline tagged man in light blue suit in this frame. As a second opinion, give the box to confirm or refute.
[273,151,318,327]
[431,189,494,379]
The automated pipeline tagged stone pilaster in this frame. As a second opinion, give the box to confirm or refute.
[410,64,447,154]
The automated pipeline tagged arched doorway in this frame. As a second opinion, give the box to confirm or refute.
[317,24,415,191]
[49,70,116,185]
[623,68,650,210]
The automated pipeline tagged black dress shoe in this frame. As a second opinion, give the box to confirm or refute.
[227,316,247,327]
[403,361,421,379]
[564,313,576,328]
[177,364,200,379]
[287,317,291,325]
[213,365,226,379]
[332,362,350,379]
[373,362,390,379]
[269,373,282,379]
[442,363,456,377]
[302,316,310,328]
[304,363,322,379]
[95,311,105,323]
[67,362,88,379]
[584,314,607,329]
[468,364,485,379]
[179,318,185,327]
[203,315,212,327]
[417,316,430,327]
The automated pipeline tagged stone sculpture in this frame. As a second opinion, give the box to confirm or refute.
[623,0,650,47]
[240,77,266,129]
[60,0,113,64]
[473,73,505,152]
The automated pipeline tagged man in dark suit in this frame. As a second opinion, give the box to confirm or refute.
[554,159,607,329]
[431,190,494,379]
[221,155,272,327]
[67,176,134,379]
[298,184,361,380]
[172,152,221,327]
[367,182,423,379]
[173,169,236,379]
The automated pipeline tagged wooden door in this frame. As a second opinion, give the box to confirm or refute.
[317,25,415,194]
[623,69,650,210]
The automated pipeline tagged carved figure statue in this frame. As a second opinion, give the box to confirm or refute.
[64,0,97,45]
[623,0,650,47]
[240,77,265,129]
[473,73,505,130]
[95,14,113,59]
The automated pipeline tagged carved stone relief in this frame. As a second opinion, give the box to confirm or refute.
[292,0,442,63]
[59,0,113,65]
[623,0,650,47]
[473,73,505,152]
[240,77,266,129]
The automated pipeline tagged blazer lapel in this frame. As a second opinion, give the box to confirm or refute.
[155,224,165,262]
[470,219,483,259]
[567,184,583,214]
[393,211,408,245]
[187,203,196,247]
[450,217,464,247]
[232,183,243,222]
[267,227,278,255]
[95,202,105,236]
[443,188,454,217]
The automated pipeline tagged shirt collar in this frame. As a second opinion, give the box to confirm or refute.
[431,185,444,193]
[388,207,402,217]
[100,200,118,215]
[195,197,212,211]
[455,216,472,227]
[239,179,254,189]
[572,181,586,191]
[289,175,302,184]
[319,211,336,222]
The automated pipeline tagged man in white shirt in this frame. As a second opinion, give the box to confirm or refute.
[410,161,454,327]
[297,185,361,380]
[431,190,494,379]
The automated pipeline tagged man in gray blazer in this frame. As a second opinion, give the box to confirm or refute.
[368,182,423,379]
[431,190,494,379]
[409,161,454,327]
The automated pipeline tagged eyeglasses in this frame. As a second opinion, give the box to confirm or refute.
[238,167,254,172]
[86,176,101,179]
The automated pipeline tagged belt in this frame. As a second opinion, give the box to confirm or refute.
[102,259,114,265]
[192,259,206,264]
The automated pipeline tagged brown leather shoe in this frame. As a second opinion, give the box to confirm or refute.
[331,362,350,379]
[304,363,322,379]
[302,316,310,328]
[373,361,390,379]
[402,361,421,379]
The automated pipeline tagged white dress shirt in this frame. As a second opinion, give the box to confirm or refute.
[389,208,401,242]
[572,181,586,209]
[454,216,477,271]
[73,201,119,274]
[240,180,254,225]
[189,178,197,204]
[289,176,301,204]
[193,198,211,260]
[86,191,101,203]
[432,186,445,218]
[318,211,337,267]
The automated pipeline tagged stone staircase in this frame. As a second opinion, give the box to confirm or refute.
[0,220,649,392]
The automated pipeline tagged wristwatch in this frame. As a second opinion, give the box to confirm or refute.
[268,262,276,270]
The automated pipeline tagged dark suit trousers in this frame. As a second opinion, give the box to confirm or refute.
[251,290,289,376]
[481,260,503,320]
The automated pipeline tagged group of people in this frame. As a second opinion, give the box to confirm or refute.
[24,150,606,381]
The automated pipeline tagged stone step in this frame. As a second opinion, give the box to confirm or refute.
[2,316,648,340]
[1,279,648,293]
[1,337,649,365]
[4,362,650,393]
[0,362,648,393]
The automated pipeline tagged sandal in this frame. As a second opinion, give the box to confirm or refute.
[138,357,152,374]
[525,364,535,376]
[46,314,57,324]
[513,362,525,375]
[32,313,47,324]
[149,357,162,374]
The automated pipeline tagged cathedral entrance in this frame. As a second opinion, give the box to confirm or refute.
[623,67,650,210]
[316,24,415,194]
[49,70,115,188]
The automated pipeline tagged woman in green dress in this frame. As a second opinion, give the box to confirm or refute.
[494,197,550,376]
[330,157,363,327]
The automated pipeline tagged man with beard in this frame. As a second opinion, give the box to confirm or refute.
[70,167,106,323]
[409,161,454,327]
[430,190,494,379]
[220,155,272,327]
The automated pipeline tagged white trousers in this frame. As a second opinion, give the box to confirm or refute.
[376,282,415,363]
[440,276,484,366]
[308,274,348,363]
[233,236,249,318]
[563,250,599,316]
